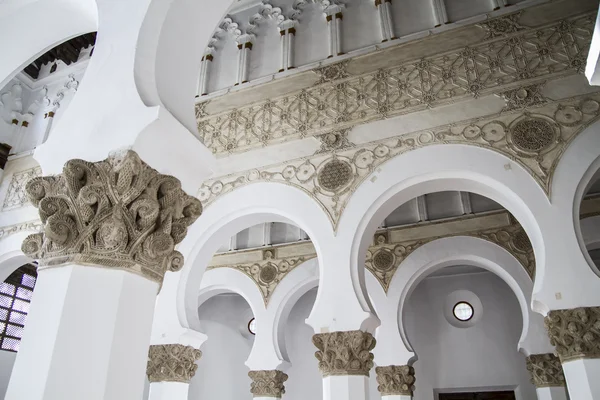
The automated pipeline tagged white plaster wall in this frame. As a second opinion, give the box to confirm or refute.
[190,294,254,400]
[342,0,380,53]
[404,271,537,400]
[0,350,16,398]
[294,3,329,67]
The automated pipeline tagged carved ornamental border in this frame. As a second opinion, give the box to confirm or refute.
[196,12,594,155]
[199,93,600,230]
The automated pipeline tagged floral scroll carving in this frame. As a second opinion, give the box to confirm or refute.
[312,330,376,376]
[21,151,202,285]
[545,307,600,362]
[248,370,288,398]
[147,344,202,383]
[375,365,416,396]
[525,353,566,388]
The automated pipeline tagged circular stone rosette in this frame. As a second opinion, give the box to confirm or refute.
[507,115,558,156]
[315,157,355,195]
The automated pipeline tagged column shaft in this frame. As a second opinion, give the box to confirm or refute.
[201,55,212,96]
[6,265,158,400]
[535,387,568,400]
[562,360,600,400]
[335,13,343,56]
[376,1,387,42]
[197,57,206,97]
[287,28,295,69]
[323,376,369,400]
[382,396,411,400]
[384,1,396,40]
[279,30,287,72]
[236,43,243,85]
[327,15,334,58]
[432,0,448,26]
[149,382,190,400]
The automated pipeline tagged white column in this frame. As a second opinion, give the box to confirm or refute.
[279,29,287,72]
[375,0,388,42]
[263,223,272,246]
[535,387,568,400]
[242,42,252,84]
[459,191,472,214]
[200,54,212,96]
[335,12,343,56]
[236,43,243,85]
[323,376,369,400]
[149,381,189,400]
[416,196,428,221]
[326,14,334,58]
[432,0,448,27]
[491,0,508,10]
[383,0,396,40]
[562,360,600,400]
[382,396,411,400]
[6,265,159,400]
[196,56,205,97]
[287,27,296,70]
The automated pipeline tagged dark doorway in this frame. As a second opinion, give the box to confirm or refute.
[439,391,516,400]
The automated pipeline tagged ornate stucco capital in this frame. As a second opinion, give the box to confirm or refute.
[248,370,288,398]
[312,330,376,377]
[147,344,202,383]
[525,353,565,388]
[20,150,202,285]
[375,365,416,396]
[544,307,600,362]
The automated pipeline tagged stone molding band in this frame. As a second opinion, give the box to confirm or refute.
[375,365,416,396]
[545,307,600,362]
[525,353,566,388]
[312,330,376,376]
[20,150,202,285]
[248,370,288,398]
[147,344,202,383]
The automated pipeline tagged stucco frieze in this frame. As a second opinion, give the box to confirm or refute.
[312,330,376,377]
[196,12,594,155]
[525,353,566,388]
[545,307,600,362]
[199,94,600,231]
[0,220,43,241]
[375,365,416,396]
[248,370,288,398]
[20,150,203,285]
[147,344,202,383]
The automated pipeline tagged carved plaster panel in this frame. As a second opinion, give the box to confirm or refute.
[545,307,600,362]
[20,151,203,285]
[525,353,566,388]
[2,166,42,211]
[208,247,314,305]
[315,128,355,154]
[199,94,600,231]
[196,13,594,155]
[312,330,376,376]
[0,220,43,241]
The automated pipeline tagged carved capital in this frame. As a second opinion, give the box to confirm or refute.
[21,151,202,285]
[526,353,566,388]
[248,370,288,398]
[375,365,415,396]
[312,330,376,376]
[545,307,600,362]
[147,344,202,383]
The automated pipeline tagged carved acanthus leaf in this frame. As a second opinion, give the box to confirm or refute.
[545,307,600,362]
[21,151,202,285]
[147,344,202,383]
[312,331,376,376]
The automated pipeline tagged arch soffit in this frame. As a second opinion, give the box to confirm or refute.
[390,236,534,354]
[176,182,331,332]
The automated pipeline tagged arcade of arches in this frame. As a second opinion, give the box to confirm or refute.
[0,0,600,399]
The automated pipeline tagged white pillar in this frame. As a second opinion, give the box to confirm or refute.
[335,12,343,56]
[5,150,202,400]
[376,0,388,42]
[196,56,205,97]
[279,29,287,72]
[491,0,508,10]
[242,42,252,84]
[432,0,448,27]
[383,0,396,40]
[535,387,568,400]
[6,265,159,400]
[562,360,600,400]
[236,43,243,85]
[200,54,212,96]
[326,14,334,58]
[287,28,295,70]
[323,376,369,400]
[149,381,189,400]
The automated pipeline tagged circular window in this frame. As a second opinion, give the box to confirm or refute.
[453,302,474,322]
[248,318,256,335]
